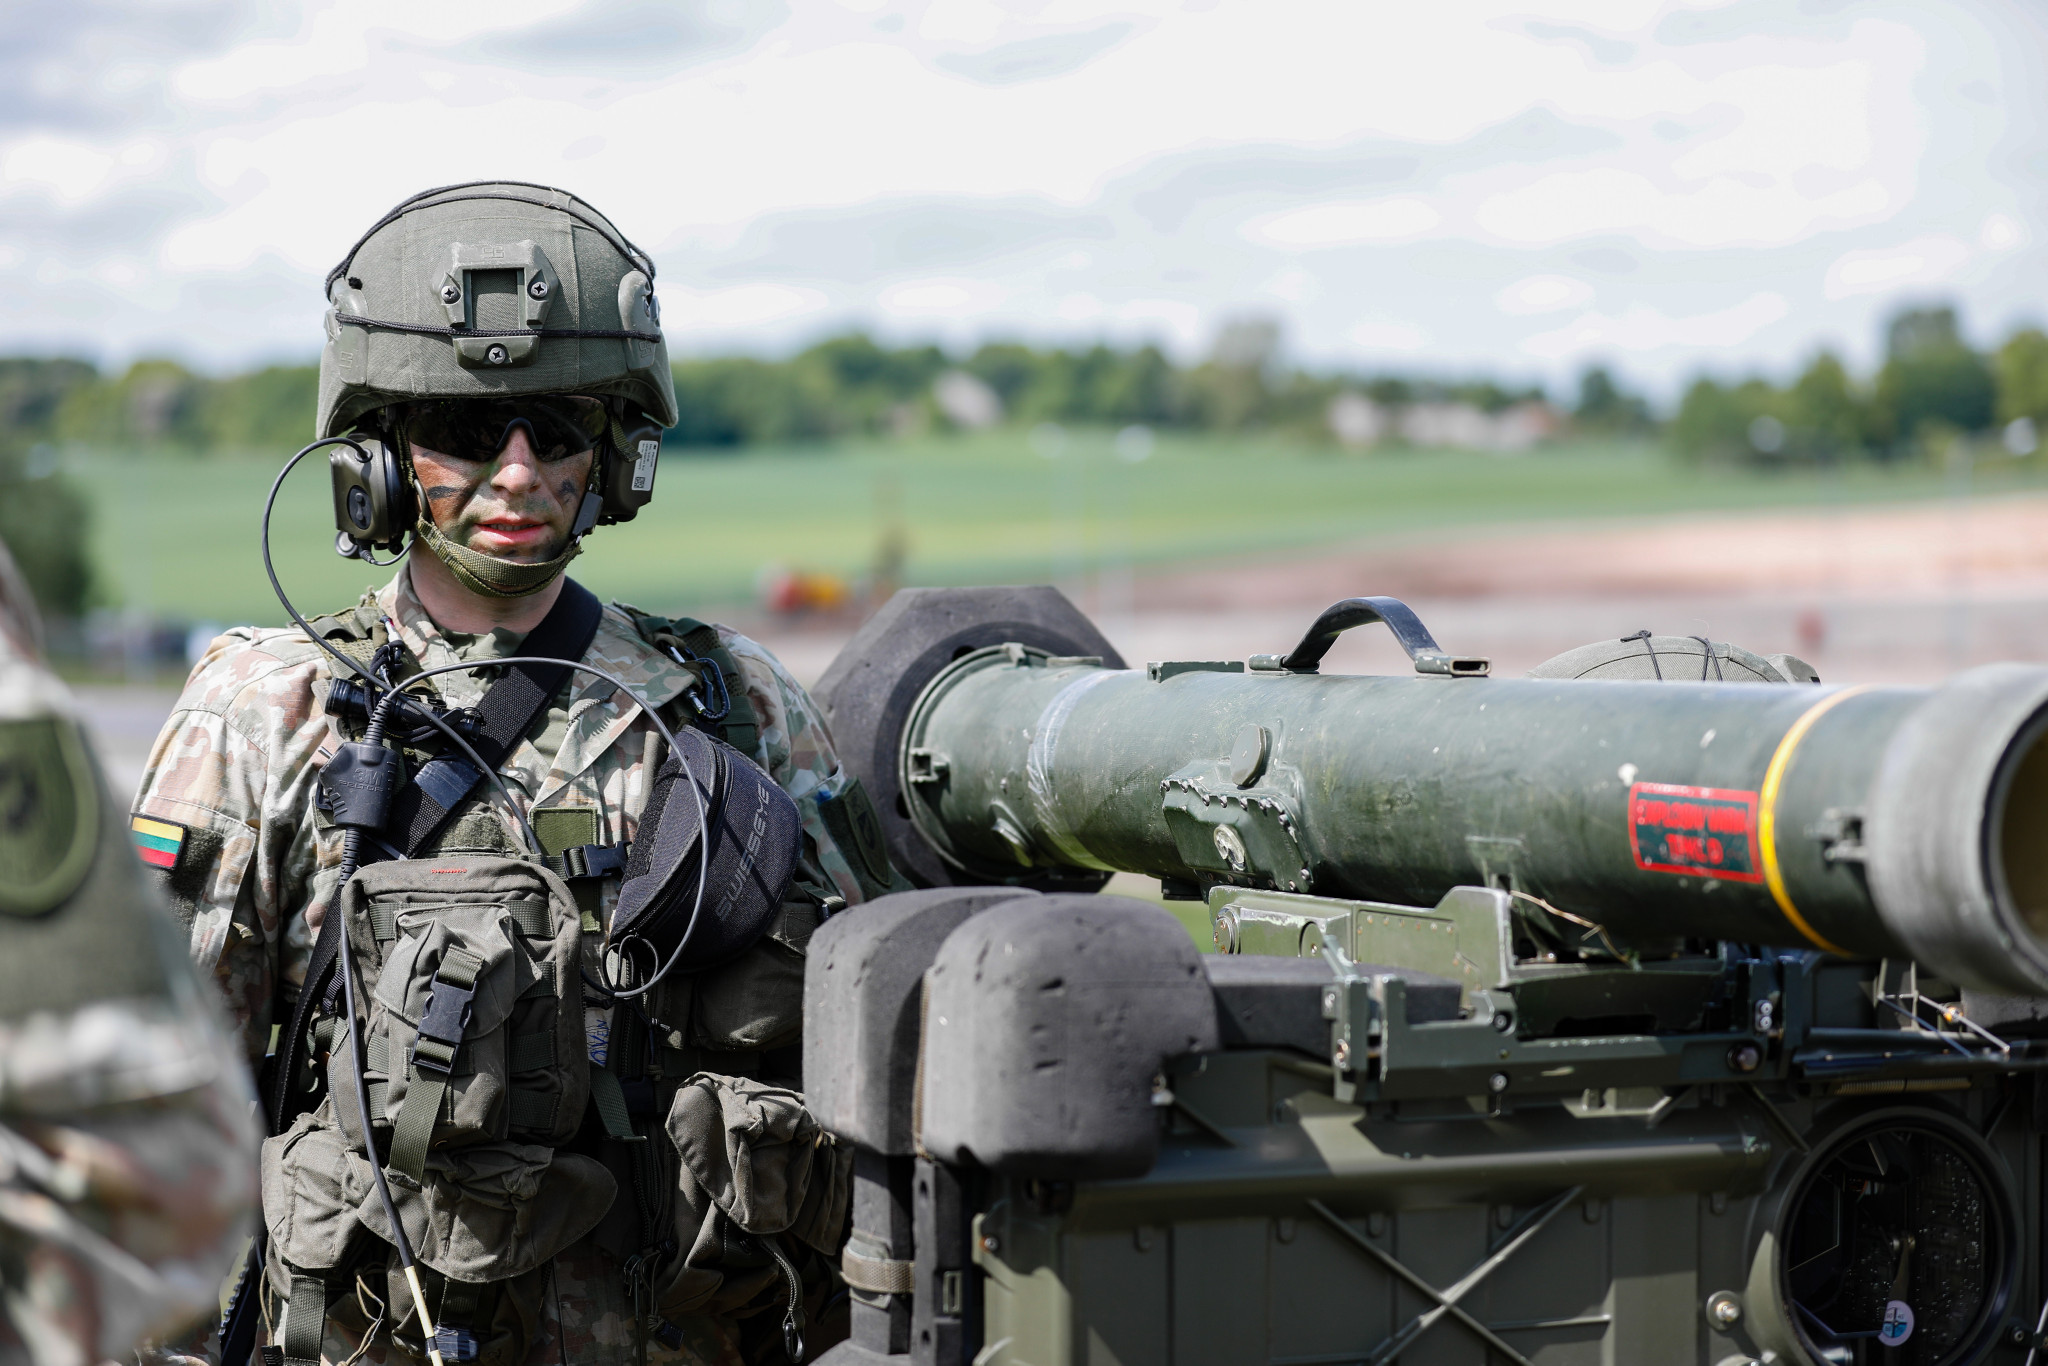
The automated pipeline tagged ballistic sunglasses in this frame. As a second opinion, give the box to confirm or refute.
[397,395,611,464]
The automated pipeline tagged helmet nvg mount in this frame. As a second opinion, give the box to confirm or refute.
[322,182,680,562]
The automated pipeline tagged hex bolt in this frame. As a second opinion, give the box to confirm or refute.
[528,277,549,299]
[440,283,460,303]
[1706,1291,1743,1328]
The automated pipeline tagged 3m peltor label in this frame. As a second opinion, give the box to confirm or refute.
[1628,782,1763,883]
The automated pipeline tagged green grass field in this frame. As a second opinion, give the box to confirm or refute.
[74,431,2048,629]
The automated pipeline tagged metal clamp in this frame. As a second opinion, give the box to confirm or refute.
[662,642,731,721]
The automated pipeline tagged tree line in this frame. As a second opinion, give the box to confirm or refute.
[1672,306,2048,465]
[0,331,1555,457]
[1,304,2036,466]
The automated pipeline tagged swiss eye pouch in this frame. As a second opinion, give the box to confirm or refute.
[611,724,803,978]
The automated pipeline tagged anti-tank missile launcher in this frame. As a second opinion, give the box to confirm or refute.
[805,587,2048,1366]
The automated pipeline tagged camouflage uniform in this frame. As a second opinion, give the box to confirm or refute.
[132,566,884,1366]
[0,542,260,1366]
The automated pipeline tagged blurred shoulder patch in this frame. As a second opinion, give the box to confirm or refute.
[0,716,98,917]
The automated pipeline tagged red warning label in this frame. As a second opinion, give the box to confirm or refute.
[1628,782,1763,883]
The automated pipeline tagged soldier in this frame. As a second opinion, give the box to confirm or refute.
[131,185,900,1366]
[0,536,260,1366]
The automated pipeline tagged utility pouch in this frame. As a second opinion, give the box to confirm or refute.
[655,1073,852,1321]
[263,856,613,1366]
[333,856,590,1168]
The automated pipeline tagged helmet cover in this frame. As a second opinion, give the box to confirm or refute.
[316,181,679,438]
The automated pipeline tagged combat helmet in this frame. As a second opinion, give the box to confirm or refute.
[318,183,680,593]
[317,181,678,436]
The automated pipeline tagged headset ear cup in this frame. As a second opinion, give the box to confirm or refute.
[598,416,662,526]
[379,440,415,542]
[329,433,414,557]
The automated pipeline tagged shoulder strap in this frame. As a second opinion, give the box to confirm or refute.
[380,578,605,859]
[627,611,761,757]
[269,896,342,1136]
[302,595,388,678]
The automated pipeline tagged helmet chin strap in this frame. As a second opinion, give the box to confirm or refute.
[408,473,605,601]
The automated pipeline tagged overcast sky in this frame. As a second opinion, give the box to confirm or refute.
[3,0,2043,399]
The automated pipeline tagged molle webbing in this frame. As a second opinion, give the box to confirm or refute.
[301,597,389,673]
[387,946,484,1184]
[282,1273,326,1366]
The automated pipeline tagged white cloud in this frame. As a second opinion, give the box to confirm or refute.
[665,283,827,331]
[918,0,1010,45]
[1262,268,1317,302]
[1246,198,1441,248]
[1521,292,1789,358]
[1348,318,1431,352]
[2,138,119,205]
[879,278,1009,314]
[1823,235,1971,299]
[1474,167,1891,248]
[1496,275,1593,316]
[1055,292,1105,320]
[0,0,2037,392]
[1981,214,2024,250]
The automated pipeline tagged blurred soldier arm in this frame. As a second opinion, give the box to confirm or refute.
[0,543,260,1366]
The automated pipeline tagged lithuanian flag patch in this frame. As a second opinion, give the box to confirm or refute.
[129,815,187,870]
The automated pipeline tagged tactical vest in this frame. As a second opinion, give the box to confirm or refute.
[258,594,849,1366]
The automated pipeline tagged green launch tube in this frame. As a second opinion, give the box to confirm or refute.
[895,644,2048,994]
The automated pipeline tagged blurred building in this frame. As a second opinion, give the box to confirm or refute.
[1327,394,1559,452]
[933,370,1003,429]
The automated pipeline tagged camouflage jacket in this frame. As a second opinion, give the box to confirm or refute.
[131,568,887,1366]
[0,543,260,1366]
[133,568,887,1066]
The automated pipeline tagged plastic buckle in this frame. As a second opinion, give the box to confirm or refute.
[562,843,628,881]
[411,976,475,1077]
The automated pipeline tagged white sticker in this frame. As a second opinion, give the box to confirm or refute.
[1879,1300,1914,1345]
[632,439,659,492]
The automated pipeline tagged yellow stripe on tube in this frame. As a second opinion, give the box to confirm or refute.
[1757,685,1873,957]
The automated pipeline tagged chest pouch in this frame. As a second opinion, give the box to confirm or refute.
[261,856,613,1366]
[610,725,804,981]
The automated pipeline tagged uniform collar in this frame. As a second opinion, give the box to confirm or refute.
[374,564,693,804]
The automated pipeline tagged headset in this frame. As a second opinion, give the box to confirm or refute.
[329,398,666,561]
